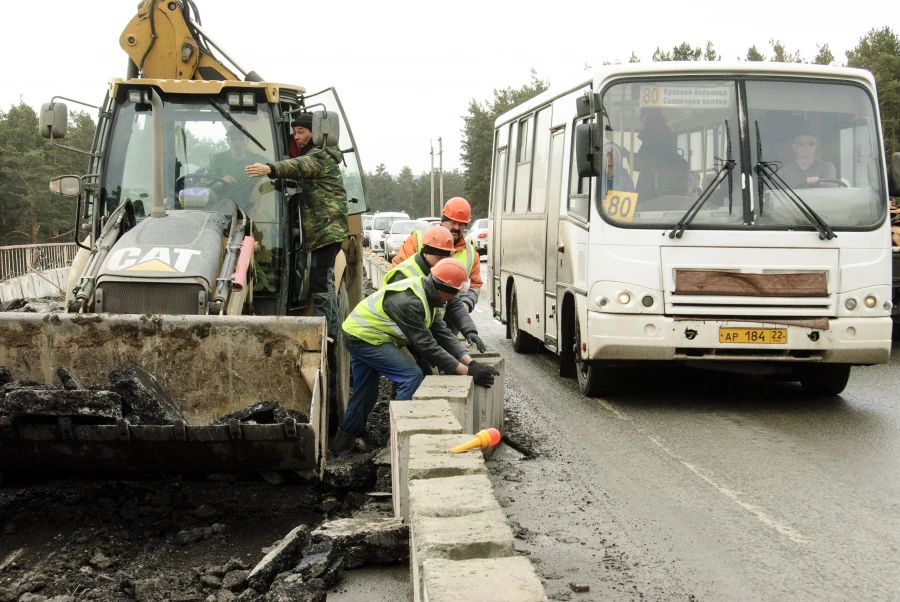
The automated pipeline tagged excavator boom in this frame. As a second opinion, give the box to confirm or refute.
[120,0,254,81]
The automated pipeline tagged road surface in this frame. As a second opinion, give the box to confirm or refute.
[474,262,900,602]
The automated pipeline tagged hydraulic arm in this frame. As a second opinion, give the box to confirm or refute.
[119,0,261,82]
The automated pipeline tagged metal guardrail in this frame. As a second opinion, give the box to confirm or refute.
[0,243,77,282]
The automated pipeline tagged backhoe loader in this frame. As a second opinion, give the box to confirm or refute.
[0,0,367,477]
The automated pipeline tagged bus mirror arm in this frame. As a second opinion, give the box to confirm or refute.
[575,92,601,118]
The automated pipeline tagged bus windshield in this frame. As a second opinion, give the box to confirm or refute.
[599,78,885,231]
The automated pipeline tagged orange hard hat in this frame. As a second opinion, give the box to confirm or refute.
[431,258,470,292]
[421,226,454,254]
[441,197,472,223]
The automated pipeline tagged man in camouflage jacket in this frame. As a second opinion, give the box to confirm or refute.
[245,144,348,342]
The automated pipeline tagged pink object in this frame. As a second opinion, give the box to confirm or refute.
[231,236,255,292]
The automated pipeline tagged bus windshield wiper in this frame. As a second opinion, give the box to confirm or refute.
[208,98,267,152]
[754,121,835,240]
[669,119,735,239]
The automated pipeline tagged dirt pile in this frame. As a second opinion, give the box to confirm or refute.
[0,377,401,601]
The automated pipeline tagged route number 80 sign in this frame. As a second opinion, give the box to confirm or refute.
[602,190,638,223]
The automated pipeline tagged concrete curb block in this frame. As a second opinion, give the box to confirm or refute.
[390,367,547,601]
[413,376,475,434]
[0,267,69,302]
[422,557,548,602]
[389,400,463,522]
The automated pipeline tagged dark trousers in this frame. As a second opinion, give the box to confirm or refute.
[310,242,342,341]
[339,342,424,436]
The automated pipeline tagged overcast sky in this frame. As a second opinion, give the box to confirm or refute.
[2,1,895,175]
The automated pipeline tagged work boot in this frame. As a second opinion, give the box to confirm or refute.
[331,428,357,457]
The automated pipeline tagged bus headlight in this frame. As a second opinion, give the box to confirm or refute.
[845,298,857,310]
[864,295,877,308]
[617,292,631,305]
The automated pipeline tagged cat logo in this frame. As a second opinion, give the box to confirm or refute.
[106,247,201,273]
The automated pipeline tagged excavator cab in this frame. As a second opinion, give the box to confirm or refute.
[1,2,368,477]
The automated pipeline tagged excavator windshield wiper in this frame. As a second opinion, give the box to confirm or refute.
[754,121,835,240]
[208,98,267,152]
[669,119,735,239]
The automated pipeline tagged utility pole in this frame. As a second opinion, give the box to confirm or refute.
[438,137,444,210]
[430,140,435,217]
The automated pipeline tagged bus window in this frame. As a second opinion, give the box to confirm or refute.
[530,107,552,214]
[515,115,534,213]
[505,122,519,214]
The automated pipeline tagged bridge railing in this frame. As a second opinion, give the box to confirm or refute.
[0,243,78,282]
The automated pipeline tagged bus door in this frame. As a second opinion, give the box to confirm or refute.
[490,125,510,319]
[543,126,566,350]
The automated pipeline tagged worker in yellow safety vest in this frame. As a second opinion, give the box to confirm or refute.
[333,258,499,456]
[384,226,486,371]
[391,197,481,314]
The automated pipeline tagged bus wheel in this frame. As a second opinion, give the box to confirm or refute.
[796,364,851,396]
[574,316,616,397]
[510,284,540,353]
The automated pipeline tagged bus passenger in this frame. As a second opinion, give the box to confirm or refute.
[600,142,635,199]
[633,110,691,200]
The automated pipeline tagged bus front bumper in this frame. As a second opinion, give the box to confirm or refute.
[586,312,892,365]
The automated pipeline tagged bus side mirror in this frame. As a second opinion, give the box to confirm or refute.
[312,111,340,148]
[575,123,603,178]
[889,152,900,198]
[39,102,68,139]
[49,175,81,197]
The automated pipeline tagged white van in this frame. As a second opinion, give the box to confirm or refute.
[369,212,410,253]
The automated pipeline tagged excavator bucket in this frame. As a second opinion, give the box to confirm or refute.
[0,313,328,476]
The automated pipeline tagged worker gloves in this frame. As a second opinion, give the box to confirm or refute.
[467,360,500,388]
[465,332,486,353]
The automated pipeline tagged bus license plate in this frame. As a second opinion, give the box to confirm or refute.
[719,328,787,344]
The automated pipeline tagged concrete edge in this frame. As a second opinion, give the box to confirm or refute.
[390,367,545,602]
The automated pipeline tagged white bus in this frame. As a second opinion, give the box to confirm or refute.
[487,63,897,396]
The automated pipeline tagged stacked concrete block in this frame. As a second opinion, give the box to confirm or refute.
[407,434,487,482]
[408,474,515,602]
[473,356,505,459]
[422,557,548,602]
[389,400,463,521]
[413,376,475,434]
[1,268,70,302]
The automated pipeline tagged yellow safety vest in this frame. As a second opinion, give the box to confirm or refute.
[342,277,439,346]
[412,230,477,275]
[383,255,426,288]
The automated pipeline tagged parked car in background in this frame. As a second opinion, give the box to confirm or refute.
[384,220,429,261]
[465,218,489,255]
[369,212,410,255]
[420,217,442,227]
[362,214,375,248]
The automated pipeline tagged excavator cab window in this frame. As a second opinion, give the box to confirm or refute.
[101,91,288,296]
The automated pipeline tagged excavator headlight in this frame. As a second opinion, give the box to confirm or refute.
[128,90,142,104]
[227,92,241,107]
[241,93,256,107]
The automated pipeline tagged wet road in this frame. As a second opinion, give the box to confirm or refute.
[473,263,900,601]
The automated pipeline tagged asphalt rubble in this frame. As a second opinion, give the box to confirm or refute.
[0,371,401,602]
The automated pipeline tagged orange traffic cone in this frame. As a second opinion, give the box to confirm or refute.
[450,428,501,453]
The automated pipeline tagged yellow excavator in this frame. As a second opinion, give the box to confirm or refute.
[0,0,367,476]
